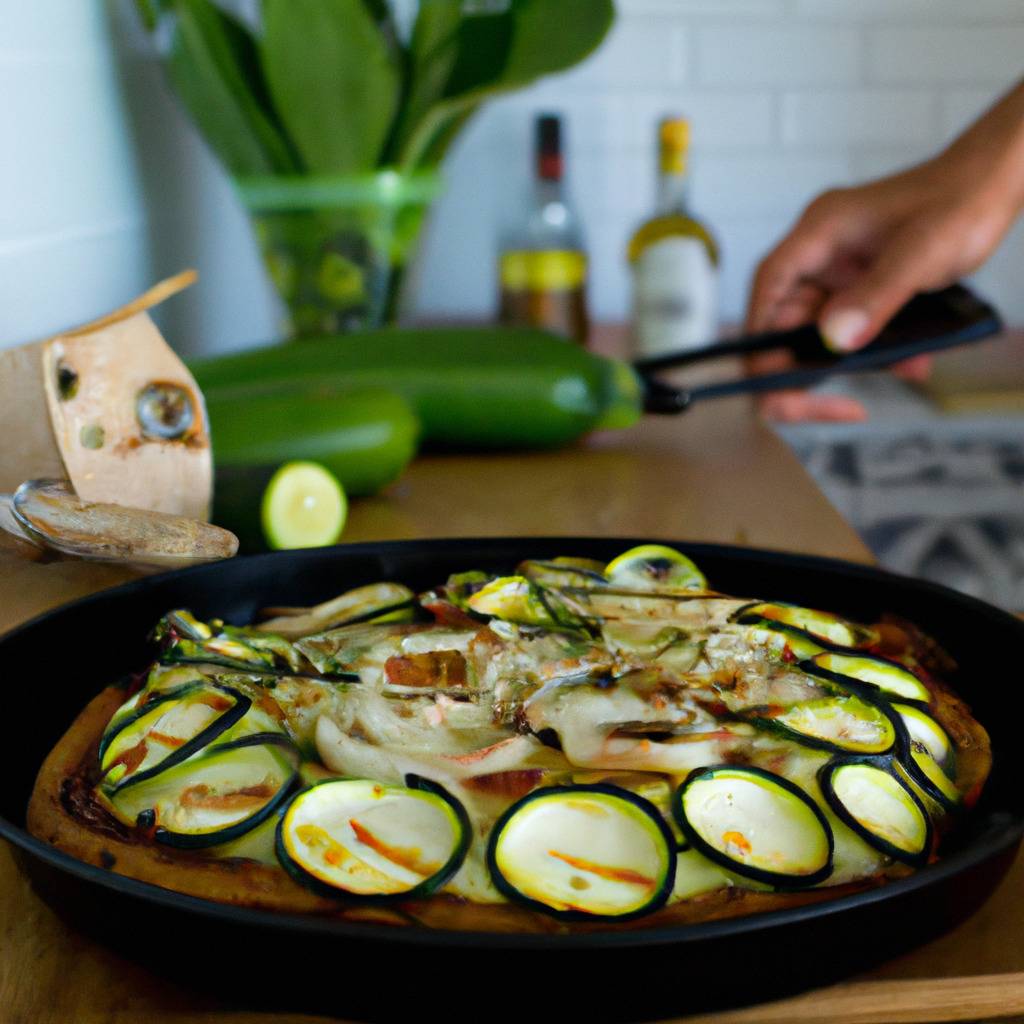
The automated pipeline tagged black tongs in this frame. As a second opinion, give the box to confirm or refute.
[636,283,1003,413]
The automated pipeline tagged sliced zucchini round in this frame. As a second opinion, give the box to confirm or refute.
[163,609,214,641]
[487,784,675,920]
[902,742,961,811]
[673,765,833,887]
[601,621,686,658]
[99,683,250,792]
[569,771,688,849]
[805,652,930,704]
[819,759,932,866]
[733,602,861,648]
[276,775,470,901]
[466,576,576,629]
[99,685,175,760]
[605,544,707,591]
[756,694,896,755]
[744,621,825,662]
[159,631,278,673]
[103,733,299,849]
[518,557,608,589]
[258,581,417,638]
[892,761,945,820]
[893,704,955,774]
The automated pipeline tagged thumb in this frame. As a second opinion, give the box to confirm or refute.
[818,239,927,352]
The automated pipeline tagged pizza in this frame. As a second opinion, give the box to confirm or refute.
[28,545,991,932]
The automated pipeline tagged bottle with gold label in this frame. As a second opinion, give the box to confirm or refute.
[499,114,590,345]
[629,117,719,356]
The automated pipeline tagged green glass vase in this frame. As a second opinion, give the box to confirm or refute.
[236,171,442,338]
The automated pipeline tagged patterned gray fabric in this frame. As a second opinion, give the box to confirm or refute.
[784,433,1024,611]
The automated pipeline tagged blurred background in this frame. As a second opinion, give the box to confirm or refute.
[5,0,1024,351]
[2,0,1023,606]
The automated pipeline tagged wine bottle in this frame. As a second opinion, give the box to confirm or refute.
[499,114,590,345]
[629,117,719,356]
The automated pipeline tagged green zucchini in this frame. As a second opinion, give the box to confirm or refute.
[819,758,932,866]
[276,775,470,900]
[486,784,675,920]
[102,733,300,849]
[517,557,608,589]
[894,704,955,773]
[750,694,897,756]
[257,581,417,639]
[466,576,576,629]
[673,765,834,887]
[98,682,250,792]
[206,386,418,549]
[903,742,961,811]
[605,544,707,591]
[189,327,643,450]
[805,651,931,704]
[733,602,866,649]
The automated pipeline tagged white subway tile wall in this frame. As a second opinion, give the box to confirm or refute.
[2,0,1022,356]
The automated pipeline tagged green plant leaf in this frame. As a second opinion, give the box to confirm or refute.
[133,0,172,31]
[419,103,479,166]
[261,0,403,174]
[397,0,615,169]
[166,0,299,175]
[497,0,615,87]
[386,0,462,162]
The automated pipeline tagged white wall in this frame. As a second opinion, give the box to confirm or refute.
[0,2,147,347]
[2,0,1023,357]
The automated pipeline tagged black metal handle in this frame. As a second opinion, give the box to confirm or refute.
[640,284,1003,414]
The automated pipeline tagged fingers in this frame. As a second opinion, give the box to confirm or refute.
[746,199,845,333]
[747,350,869,423]
[891,354,932,382]
[758,390,869,423]
[766,280,830,332]
[817,227,935,352]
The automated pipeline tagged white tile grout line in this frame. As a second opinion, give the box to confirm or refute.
[0,217,147,259]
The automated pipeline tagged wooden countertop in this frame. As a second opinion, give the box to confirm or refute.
[2,338,1021,1023]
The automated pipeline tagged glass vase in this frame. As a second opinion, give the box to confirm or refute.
[236,171,442,338]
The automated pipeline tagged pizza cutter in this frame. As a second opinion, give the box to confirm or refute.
[636,283,1003,412]
[0,479,238,569]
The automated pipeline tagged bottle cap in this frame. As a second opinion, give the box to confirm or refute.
[536,114,563,181]
[659,117,689,175]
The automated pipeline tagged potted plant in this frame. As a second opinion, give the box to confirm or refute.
[134,0,615,337]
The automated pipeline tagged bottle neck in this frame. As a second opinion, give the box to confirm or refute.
[656,168,689,216]
[535,175,565,205]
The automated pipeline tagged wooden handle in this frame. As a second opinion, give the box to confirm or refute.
[674,972,1024,1024]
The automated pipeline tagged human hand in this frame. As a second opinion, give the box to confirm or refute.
[745,83,1024,421]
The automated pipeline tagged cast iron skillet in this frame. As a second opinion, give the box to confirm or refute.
[2,538,1022,1022]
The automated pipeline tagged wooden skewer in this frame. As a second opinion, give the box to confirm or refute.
[673,973,1024,1024]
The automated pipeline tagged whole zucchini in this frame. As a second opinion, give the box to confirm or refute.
[206,387,419,550]
[191,327,643,450]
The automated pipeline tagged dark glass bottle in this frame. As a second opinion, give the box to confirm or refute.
[499,114,590,345]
